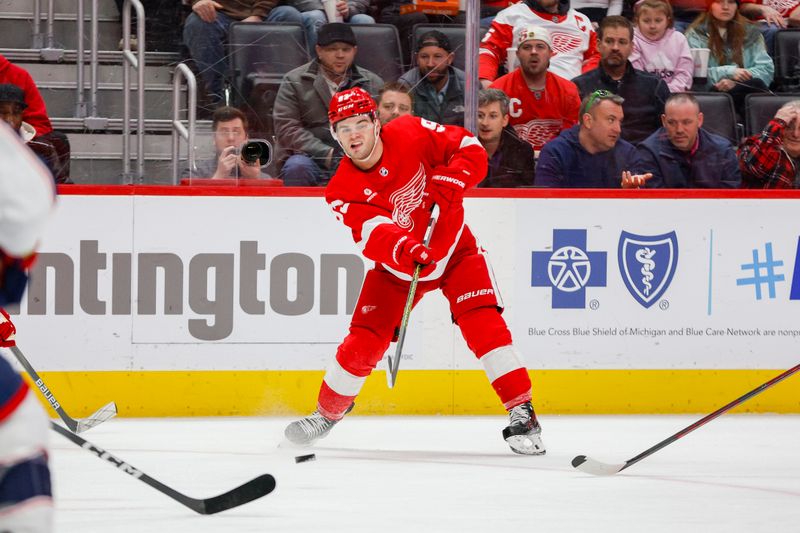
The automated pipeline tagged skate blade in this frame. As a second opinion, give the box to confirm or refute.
[505,434,546,456]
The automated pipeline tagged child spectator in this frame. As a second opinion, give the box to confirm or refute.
[630,0,694,92]
[685,0,774,114]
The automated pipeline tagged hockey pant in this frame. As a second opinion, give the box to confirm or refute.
[317,240,532,420]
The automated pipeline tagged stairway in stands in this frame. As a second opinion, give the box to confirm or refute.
[0,0,210,184]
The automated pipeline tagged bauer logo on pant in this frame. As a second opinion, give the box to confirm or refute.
[617,231,679,308]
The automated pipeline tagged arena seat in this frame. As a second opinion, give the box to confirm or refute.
[744,94,799,137]
[693,92,740,144]
[774,29,800,92]
[350,24,404,83]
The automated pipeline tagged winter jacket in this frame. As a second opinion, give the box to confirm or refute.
[637,127,741,188]
[535,125,641,188]
[273,59,383,168]
[738,118,799,188]
[684,22,774,89]
[0,54,52,137]
[572,61,671,144]
[630,28,694,93]
[398,66,466,126]
[479,126,536,187]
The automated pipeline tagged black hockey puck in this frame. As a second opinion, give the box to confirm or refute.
[294,453,316,463]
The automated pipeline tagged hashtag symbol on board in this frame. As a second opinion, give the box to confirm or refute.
[736,242,785,300]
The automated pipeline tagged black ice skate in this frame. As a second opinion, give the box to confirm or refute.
[502,402,546,455]
[284,404,353,446]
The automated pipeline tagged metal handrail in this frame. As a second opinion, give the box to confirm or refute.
[122,0,146,184]
[171,63,197,185]
[32,0,62,60]
[32,0,43,48]
[75,0,86,117]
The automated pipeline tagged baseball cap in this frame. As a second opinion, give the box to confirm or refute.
[517,26,552,49]
[317,23,357,47]
[0,84,28,109]
[416,30,452,53]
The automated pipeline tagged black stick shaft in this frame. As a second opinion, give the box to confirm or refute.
[621,363,800,471]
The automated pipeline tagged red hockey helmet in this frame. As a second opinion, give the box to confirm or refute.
[328,87,377,127]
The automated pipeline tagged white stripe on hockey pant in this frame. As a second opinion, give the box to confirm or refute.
[323,360,368,397]
[477,245,505,310]
[480,345,525,383]
[356,215,394,252]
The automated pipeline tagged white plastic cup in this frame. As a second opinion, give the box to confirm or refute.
[505,47,518,73]
[323,0,344,23]
[690,48,710,78]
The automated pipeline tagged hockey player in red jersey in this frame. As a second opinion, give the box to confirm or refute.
[284,87,545,455]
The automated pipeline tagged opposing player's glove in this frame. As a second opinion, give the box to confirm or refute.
[427,167,468,211]
[393,235,434,272]
[0,250,37,307]
[0,308,17,348]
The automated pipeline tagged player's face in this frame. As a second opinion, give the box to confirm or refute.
[662,101,702,152]
[416,46,453,84]
[782,114,800,158]
[377,91,412,125]
[585,100,623,152]
[517,40,551,78]
[598,26,633,68]
[710,0,737,23]
[637,7,670,41]
[0,102,23,132]
[316,43,357,77]
[335,114,379,160]
[477,101,509,144]
[213,118,247,152]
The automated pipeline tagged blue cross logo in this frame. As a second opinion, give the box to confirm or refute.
[791,237,800,300]
[532,229,607,309]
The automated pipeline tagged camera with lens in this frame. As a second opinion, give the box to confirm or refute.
[236,139,272,167]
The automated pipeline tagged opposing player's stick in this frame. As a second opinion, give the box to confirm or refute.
[386,204,440,389]
[50,421,276,514]
[572,362,800,476]
[9,344,117,433]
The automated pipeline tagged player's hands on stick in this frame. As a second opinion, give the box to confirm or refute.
[0,308,17,348]
[427,167,467,211]
[393,235,434,272]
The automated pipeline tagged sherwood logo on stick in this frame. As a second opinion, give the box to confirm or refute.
[20,240,365,341]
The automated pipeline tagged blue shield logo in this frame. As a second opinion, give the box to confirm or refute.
[618,231,679,308]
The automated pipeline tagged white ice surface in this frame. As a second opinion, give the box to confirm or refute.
[50,415,800,532]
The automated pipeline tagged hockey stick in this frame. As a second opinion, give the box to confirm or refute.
[572,362,800,476]
[386,203,440,389]
[50,421,277,514]
[8,344,117,433]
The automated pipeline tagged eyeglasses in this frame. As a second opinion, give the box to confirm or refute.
[580,90,616,116]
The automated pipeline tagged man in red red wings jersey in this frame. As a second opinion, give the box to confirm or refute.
[284,87,546,455]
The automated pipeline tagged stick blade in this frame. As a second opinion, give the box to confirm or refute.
[76,402,118,433]
[571,455,626,476]
[197,474,277,515]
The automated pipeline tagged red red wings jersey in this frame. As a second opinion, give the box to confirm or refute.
[479,3,600,82]
[490,69,580,151]
[325,115,487,281]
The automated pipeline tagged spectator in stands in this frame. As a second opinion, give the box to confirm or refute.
[572,0,622,26]
[735,0,786,56]
[183,0,303,105]
[630,0,694,92]
[378,5,464,66]
[481,0,515,27]
[398,31,466,126]
[637,93,741,188]
[489,26,580,151]
[738,100,800,188]
[535,90,652,188]
[286,0,374,51]
[685,0,774,115]
[479,0,600,85]
[477,88,536,187]
[0,53,70,183]
[572,16,670,144]
[182,106,271,179]
[273,23,383,186]
[0,84,68,184]
[376,82,413,125]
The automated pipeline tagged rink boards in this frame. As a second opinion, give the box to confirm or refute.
[7,186,800,416]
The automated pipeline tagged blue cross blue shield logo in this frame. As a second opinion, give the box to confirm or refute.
[618,231,679,308]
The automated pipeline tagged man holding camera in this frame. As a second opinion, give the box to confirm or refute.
[183,106,270,180]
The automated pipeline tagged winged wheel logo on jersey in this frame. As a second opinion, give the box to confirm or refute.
[550,32,582,54]
[388,163,425,230]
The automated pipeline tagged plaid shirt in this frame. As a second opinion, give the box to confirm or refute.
[738,119,798,189]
